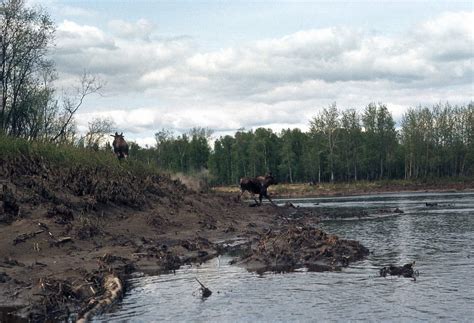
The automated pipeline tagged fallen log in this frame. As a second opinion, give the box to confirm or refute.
[13,230,44,245]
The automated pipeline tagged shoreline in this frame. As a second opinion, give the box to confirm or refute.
[213,180,474,199]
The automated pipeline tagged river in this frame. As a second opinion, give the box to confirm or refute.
[95,191,474,322]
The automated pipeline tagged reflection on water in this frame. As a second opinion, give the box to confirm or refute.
[95,192,474,322]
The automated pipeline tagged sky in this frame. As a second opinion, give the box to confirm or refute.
[33,0,473,146]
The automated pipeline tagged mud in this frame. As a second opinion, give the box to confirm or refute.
[0,154,370,321]
[236,225,369,273]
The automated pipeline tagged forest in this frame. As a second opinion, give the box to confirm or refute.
[131,102,473,185]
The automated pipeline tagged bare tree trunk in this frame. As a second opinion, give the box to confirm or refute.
[379,155,384,180]
[318,156,321,183]
[288,163,293,183]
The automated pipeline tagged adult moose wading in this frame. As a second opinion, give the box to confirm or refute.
[238,173,278,206]
[111,132,129,160]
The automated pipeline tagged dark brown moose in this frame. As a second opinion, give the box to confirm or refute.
[111,132,129,160]
[238,173,277,206]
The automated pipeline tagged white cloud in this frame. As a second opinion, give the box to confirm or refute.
[108,19,155,40]
[56,20,116,53]
[416,11,473,62]
[53,11,473,142]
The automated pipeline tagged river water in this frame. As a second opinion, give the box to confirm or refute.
[95,191,474,322]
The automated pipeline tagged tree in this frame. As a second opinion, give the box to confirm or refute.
[188,127,212,172]
[83,117,114,150]
[400,107,420,179]
[254,128,280,177]
[232,129,253,178]
[310,103,340,182]
[376,104,397,178]
[400,103,473,179]
[362,103,397,179]
[279,128,306,183]
[51,72,102,142]
[340,109,362,181]
[0,0,55,137]
[209,135,236,185]
[303,130,324,183]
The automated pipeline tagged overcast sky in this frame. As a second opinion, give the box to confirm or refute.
[36,0,473,146]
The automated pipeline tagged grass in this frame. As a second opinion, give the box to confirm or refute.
[0,134,163,178]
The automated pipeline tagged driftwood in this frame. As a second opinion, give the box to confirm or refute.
[13,223,65,246]
[54,237,73,245]
[195,278,212,298]
[13,230,44,245]
[380,262,419,280]
[76,274,123,323]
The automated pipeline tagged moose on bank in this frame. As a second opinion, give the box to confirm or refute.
[239,173,278,206]
[111,132,129,160]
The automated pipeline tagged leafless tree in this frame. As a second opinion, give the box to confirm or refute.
[51,71,103,143]
[83,117,115,150]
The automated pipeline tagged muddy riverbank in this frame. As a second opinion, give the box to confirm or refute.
[0,154,369,321]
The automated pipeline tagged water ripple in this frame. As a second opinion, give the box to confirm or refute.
[95,192,474,322]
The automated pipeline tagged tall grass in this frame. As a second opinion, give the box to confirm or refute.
[0,135,163,178]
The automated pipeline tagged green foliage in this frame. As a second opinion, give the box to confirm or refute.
[1,0,55,138]
[401,102,473,178]
[208,102,472,185]
[0,134,162,179]
[361,103,397,180]
[153,127,212,174]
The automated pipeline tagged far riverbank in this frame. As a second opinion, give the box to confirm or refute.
[212,179,474,198]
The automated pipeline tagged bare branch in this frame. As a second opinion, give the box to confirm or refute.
[52,71,103,142]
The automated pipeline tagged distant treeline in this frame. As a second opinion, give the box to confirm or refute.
[129,102,473,185]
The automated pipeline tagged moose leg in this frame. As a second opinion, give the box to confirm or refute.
[265,193,277,207]
[248,193,259,206]
[238,189,244,201]
[261,188,276,207]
